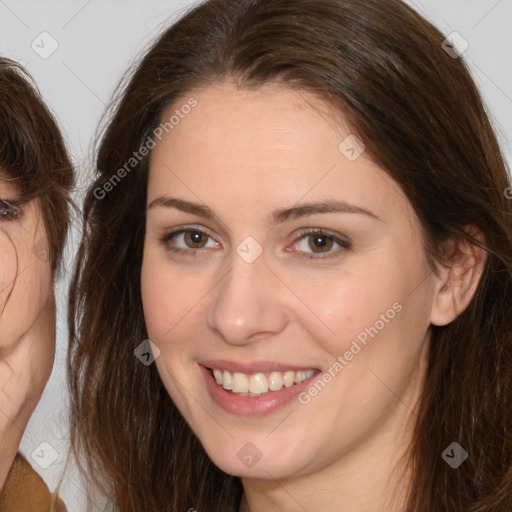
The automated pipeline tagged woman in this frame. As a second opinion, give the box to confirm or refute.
[0,58,74,511]
[69,0,512,510]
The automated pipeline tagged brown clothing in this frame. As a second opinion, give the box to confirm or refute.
[0,453,66,512]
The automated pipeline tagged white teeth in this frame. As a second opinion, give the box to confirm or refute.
[283,371,295,387]
[211,368,316,395]
[232,372,249,393]
[213,369,223,385]
[268,371,283,391]
[249,373,268,394]
[222,370,232,391]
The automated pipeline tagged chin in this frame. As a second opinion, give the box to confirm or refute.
[197,431,310,480]
[209,451,296,480]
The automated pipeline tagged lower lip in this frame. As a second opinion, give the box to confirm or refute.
[200,365,319,416]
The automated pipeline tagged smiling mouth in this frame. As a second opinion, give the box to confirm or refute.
[207,367,320,397]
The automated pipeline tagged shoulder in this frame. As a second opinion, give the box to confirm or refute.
[0,453,67,512]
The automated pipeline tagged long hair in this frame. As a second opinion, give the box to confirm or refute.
[0,57,74,273]
[68,0,512,510]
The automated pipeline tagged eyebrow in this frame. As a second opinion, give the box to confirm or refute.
[147,197,382,225]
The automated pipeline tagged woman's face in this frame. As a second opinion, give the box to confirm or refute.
[141,82,441,479]
[0,181,54,433]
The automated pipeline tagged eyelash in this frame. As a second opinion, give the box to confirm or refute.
[159,226,351,260]
[0,199,21,222]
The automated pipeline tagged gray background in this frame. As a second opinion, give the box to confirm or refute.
[1,0,511,509]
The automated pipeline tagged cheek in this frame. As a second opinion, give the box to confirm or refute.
[289,266,404,357]
[18,227,53,311]
[0,229,52,347]
[141,250,204,347]
[295,250,430,374]
[141,252,203,409]
[0,230,19,312]
[314,278,431,417]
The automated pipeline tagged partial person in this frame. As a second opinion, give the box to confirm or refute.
[0,57,74,511]
[69,1,512,510]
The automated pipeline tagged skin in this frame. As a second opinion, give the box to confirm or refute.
[0,181,54,490]
[141,82,485,511]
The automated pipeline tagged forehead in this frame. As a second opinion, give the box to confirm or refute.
[147,82,414,225]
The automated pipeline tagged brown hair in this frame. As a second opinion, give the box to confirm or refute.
[68,0,512,510]
[0,57,74,272]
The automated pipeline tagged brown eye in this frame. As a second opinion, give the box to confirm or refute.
[292,228,351,260]
[308,233,335,253]
[160,228,219,255]
[183,230,208,248]
[0,200,21,221]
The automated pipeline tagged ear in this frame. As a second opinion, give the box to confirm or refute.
[430,225,487,326]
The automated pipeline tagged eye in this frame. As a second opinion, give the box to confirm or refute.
[0,199,21,222]
[160,227,219,254]
[290,228,351,260]
[159,226,351,260]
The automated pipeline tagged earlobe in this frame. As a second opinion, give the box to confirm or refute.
[430,225,487,327]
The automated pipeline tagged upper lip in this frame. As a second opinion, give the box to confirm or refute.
[200,359,320,374]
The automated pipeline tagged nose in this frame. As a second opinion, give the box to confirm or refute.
[206,250,289,346]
